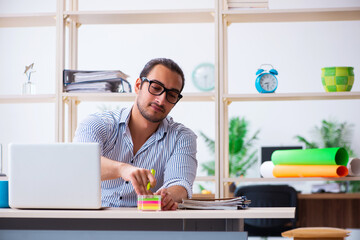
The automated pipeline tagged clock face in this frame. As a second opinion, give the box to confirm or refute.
[260,74,277,91]
[192,63,215,91]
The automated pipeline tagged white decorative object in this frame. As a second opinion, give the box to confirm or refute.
[260,161,275,178]
[22,63,36,95]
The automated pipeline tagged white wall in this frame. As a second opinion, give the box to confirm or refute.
[1,1,360,194]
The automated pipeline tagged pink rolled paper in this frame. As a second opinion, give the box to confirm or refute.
[347,158,360,176]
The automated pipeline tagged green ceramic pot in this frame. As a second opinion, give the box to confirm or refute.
[321,66,354,92]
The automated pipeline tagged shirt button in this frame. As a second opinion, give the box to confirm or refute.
[125,181,129,184]
[120,196,123,200]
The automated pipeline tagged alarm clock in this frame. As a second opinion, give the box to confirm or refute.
[255,64,278,93]
[192,63,215,91]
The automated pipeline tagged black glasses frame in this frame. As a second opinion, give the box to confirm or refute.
[141,77,183,104]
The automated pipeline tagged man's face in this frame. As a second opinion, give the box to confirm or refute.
[135,64,182,123]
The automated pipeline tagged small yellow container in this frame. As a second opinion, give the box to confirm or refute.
[137,195,161,211]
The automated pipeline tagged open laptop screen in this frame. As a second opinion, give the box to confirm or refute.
[9,143,101,209]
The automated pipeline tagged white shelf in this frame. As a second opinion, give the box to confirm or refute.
[223,92,360,102]
[223,177,360,183]
[223,7,360,23]
[195,176,216,181]
[0,13,56,27]
[65,9,215,25]
[0,94,56,104]
[62,92,215,102]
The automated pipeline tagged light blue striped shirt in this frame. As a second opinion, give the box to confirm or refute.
[73,107,197,207]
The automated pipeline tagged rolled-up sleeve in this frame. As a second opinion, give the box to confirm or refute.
[162,131,198,199]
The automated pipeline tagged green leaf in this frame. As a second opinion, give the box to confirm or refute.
[200,116,260,178]
[199,131,215,154]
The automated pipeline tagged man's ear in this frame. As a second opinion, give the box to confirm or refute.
[134,78,142,94]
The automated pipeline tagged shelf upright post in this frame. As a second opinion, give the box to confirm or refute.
[67,0,79,142]
[214,0,221,199]
[219,0,231,198]
[56,0,66,142]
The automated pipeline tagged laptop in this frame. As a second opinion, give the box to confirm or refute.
[8,143,101,209]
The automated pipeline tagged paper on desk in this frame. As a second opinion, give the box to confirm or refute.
[347,158,360,176]
[273,165,348,177]
[271,148,349,166]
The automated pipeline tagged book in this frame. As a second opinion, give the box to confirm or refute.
[65,80,132,93]
[178,196,251,210]
[63,69,132,93]
[63,69,129,85]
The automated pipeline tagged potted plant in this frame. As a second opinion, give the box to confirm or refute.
[199,116,260,194]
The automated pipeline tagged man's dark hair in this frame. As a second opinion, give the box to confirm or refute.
[139,58,185,92]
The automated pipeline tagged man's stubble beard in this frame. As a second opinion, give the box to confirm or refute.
[136,98,166,123]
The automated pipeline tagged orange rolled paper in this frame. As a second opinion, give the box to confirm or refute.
[273,165,348,178]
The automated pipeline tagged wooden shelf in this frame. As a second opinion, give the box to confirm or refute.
[223,91,360,102]
[298,193,360,199]
[0,94,56,104]
[0,13,56,27]
[223,176,360,183]
[62,92,215,102]
[65,9,215,25]
[223,7,360,23]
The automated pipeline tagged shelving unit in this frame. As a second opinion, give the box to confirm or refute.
[0,13,56,27]
[64,9,215,24]
[0,11,59,141]
[224,176,360,183]
[1,0,360,199]
[0,95,56,104]
[224,92,360,102]
[219,2,360,197]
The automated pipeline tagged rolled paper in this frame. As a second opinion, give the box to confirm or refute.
[347,158,360,176]
[273,165,348,178]
[271,148,349,166]
[260,161,275,178]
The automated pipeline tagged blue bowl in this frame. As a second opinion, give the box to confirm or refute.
[0,181,9,208]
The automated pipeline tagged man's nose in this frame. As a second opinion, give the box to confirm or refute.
[155,91,167,104]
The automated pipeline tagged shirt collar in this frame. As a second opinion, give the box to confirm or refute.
[120,106,168,139]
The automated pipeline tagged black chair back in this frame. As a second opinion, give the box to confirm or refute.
[234,184,297,236]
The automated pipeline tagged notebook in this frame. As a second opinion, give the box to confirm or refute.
[8,143,101,209]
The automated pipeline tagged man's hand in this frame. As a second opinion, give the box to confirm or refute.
[119,163,156,195]
[155,188,178,211]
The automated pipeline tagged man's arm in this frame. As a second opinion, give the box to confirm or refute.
[156,185,187,211]
[101,156,156,195]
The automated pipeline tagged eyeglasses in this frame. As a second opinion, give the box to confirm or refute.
[141,77,183,104]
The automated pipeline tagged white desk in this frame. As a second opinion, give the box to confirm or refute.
[0,207,294,240]
[0,207,294,219]
[0,207,294,231]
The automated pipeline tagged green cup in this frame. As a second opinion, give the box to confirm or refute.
[321,66,354,92]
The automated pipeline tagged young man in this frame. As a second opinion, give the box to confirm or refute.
[74,58,197,210]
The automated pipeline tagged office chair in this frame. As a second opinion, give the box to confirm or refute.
[234,184,297,237]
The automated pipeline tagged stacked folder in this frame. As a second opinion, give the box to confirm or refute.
[63,69,131,93]
[178,196,251,210]
[262,148,349,178]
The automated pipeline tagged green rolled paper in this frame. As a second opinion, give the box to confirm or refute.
[271,147,349,166]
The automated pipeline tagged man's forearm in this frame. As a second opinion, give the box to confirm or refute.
[101,156,123,181]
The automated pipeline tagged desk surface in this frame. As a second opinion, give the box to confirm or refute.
[0,207,295,219]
